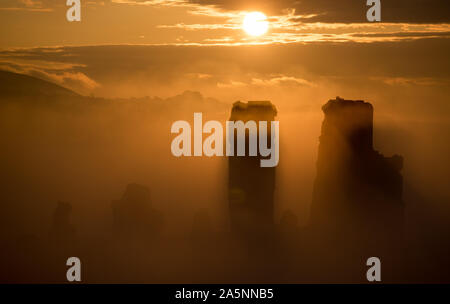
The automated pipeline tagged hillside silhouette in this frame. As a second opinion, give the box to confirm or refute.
[0,70,81,99]
[0,70,228,113]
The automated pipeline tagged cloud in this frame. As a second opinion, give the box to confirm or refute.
[0,52,99,94]
[166,23,450,45]
[252,76,314,87]
[2,0,449,48]
[40,71,100,91]
[0,39,448,99]
[217,80,247,88]
[376,77,449,87]
[158,23,240,30]
[0,0,99,11]
[152,5,450,45]
[0,0,52,11]
[110,0,188,6]
[106,0,450,24]
[187,0,450,23]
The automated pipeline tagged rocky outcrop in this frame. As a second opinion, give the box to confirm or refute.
[310,97,404,245]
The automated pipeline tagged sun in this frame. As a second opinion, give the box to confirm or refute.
[243,12,269,37]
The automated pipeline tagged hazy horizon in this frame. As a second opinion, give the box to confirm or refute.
[0,0,449,284]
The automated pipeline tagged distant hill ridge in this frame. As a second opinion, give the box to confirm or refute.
[0,70,229,114]
[0,70,80,99]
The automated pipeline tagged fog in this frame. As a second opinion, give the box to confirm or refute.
[0,41,449,282]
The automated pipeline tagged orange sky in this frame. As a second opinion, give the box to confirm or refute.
[0,0,449,117]
[1,0,449,47]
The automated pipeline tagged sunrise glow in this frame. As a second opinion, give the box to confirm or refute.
[243,12,269,37]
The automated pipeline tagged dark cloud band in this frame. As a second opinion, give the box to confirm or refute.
[189,0,450,23]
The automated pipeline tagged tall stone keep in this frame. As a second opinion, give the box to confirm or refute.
[311,97,404,243]
[228,101,278,242]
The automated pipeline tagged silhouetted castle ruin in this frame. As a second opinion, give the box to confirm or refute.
[112,183,163,241]
[228,101,277,242]
[49,201,76,244]
[310,97,404,247]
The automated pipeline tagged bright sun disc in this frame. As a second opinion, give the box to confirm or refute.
[243,12,269,37]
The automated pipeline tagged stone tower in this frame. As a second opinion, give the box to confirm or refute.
[228,101,278,242]
[311,97,404,243]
